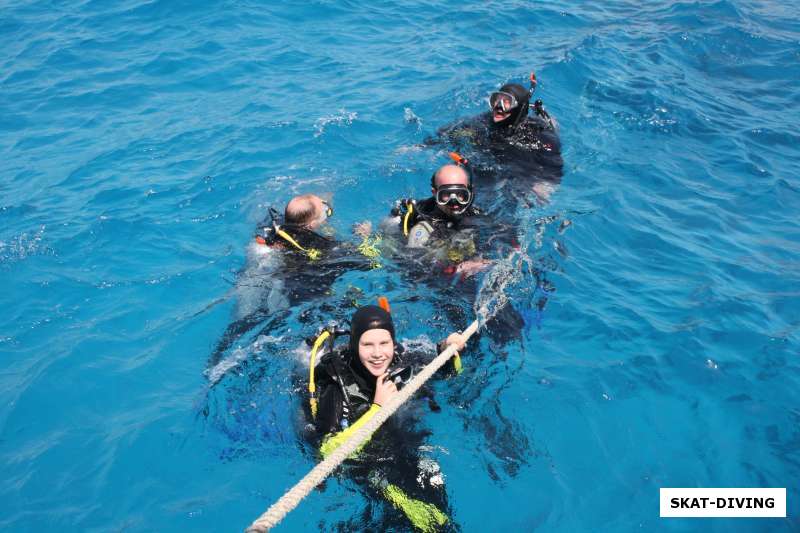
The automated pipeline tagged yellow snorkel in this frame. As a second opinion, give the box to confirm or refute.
[402,201,414,237]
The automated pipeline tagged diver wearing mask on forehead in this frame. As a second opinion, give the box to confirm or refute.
[426,73,563,202]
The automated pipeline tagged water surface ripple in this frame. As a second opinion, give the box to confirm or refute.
[1,0,799,531]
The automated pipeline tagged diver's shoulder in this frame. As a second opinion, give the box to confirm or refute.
[517,115,562,149]
[415,197,438,213]
[521,114,558,131]
[396,196,438,219]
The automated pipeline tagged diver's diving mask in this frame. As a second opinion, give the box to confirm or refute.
[315,200,335,236]
[321,200,333,219]
[489,91,519,113]
[310,200,333,226]
[435,184,472,208]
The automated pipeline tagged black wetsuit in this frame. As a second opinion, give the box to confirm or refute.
[399,196,482,233]
[263,225,357,303]
[391,197,523,344]
[436,112,562,182]
[428,82,563,206]
[312,343,458,532]
[429,113,564,197]
[393,197,516,273]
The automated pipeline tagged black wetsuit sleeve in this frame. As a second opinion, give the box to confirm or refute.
[422,120,457,147]
[423,115,485,150]
[315,378,344,435]
[330,242,378,272]
[534,119,562,156]
[522,115,564,182]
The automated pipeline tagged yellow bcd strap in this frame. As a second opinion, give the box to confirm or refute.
[276,228,321,260]
[402,202,414,237]
[308,329,331,419]
[320,403,381,459]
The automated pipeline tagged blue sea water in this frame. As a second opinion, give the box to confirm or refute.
[2,0,799,531]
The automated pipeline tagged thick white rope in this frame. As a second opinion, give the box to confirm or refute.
[245,318,481,533]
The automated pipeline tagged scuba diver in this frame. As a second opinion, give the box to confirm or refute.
[307,303,467,532]
[252,193,342,289]
[206,193,379,377]
[426,73,563,203]
[388,163,506,279]
[379,161,523,345]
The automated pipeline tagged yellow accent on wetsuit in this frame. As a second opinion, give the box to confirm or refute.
[452,351,462,374]
[383,483,449,532]
[357,234,383,269]
[451,127,477,141]
[308,330,331,419]
[320,403,381,459]
[403,202,414,237]
[276,228,321,260]
[445,237,476,264]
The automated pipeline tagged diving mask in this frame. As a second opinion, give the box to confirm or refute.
[489,91,519,113]
[321,200,333,219]
[312,200,333,226]
[435,184,472,208]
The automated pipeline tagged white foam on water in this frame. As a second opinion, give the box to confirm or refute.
[0,225,50,264]
[204,333,284,385]
[401,334,436,355]
[234,243,288,319]
[313,109,357,137]
[403,107,422,133]
[473,209,555,324]
[474,249,522,325]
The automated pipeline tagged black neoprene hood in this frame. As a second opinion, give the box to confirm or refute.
[495,83,530,128]
[349,305,396,356]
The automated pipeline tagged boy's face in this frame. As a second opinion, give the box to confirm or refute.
[357,328,395,377]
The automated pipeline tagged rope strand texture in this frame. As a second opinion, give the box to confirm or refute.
[245,318,480,532]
